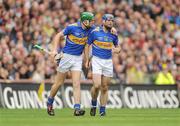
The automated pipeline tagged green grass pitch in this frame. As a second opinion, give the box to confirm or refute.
[0,108,180,126]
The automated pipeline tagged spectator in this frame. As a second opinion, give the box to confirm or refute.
[155,63,175,85]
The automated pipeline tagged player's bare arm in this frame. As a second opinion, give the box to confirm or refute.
[50,31,64,63]
[84,44,91,69]
[50,31,64,58]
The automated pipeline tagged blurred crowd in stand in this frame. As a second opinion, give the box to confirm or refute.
[0,0,179,84]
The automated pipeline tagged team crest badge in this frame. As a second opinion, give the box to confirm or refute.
[104,36,108,41]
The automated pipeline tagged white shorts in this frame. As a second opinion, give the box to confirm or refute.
[56,53,82,73]
[92,56,113,77]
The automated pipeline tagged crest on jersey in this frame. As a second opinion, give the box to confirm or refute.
[80,33,85,37]
[104,36,108,41]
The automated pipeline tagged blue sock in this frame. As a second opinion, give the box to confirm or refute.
[100,106,106,114]
[47,97,54,106]
[91,100,97,108]
[74,104,80,110]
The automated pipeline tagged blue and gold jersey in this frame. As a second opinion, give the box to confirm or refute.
[62,22,94,56]
[88,26,119,59]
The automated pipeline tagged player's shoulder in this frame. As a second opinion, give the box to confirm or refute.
[67,22,79,27]
[91,26,101,33]
[112,34,118,40]
[107,32,118,41]
[69,23,78,26]
[111,33,118,37]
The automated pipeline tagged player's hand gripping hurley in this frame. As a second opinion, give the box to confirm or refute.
[33,44,63,64]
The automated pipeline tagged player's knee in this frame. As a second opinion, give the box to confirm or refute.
[101,85,108,93]
[93,84,101,90]
[73,81,80,89]
[54,74,65,86]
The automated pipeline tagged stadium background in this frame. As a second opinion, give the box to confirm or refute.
[0,0,180,126]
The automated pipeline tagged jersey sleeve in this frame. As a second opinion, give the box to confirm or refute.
[113,35,119,46]
[63,25,73,35]
[87,31,95,45]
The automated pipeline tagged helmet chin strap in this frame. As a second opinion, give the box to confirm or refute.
[82,21,90,29]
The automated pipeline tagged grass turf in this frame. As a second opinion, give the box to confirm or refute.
[0,108,180,126]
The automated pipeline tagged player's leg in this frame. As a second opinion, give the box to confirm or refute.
[71,71,81,105]
[47,72,67,116]
[99,59,113,116]
[71,70,85,116]
[90,56,102,116]
[70,55,85,116]
[49,72,67,98]
[90,74,101,116]
[47,53,71,116]
[99,75,111,116]
[91,74,101,100]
